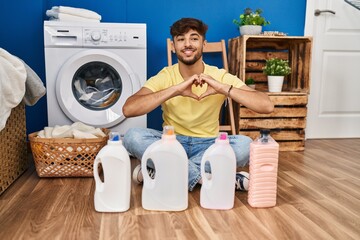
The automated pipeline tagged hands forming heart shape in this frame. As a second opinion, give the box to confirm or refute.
[180,74,220,101]
[192,78,205,87]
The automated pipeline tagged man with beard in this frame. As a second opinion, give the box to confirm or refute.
[122,18,274,192]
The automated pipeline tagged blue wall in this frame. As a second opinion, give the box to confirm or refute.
[0,0,306,134]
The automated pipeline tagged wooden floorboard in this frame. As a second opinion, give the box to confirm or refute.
[0,139,359,240]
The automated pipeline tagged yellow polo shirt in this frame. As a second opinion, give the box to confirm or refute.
[144,63,244,137]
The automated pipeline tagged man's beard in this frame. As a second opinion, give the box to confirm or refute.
[176,47,203,65]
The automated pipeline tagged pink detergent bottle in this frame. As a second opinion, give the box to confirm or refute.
[248,129,279,208]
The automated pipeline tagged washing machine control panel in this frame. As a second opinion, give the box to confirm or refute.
[83,27,146,48]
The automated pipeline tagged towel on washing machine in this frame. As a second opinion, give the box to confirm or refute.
[50,6,101,20]
[46,6,101,22]
[48,12,101,23]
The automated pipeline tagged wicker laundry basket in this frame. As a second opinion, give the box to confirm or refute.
[29,129,109,177]
[0,103,28,195]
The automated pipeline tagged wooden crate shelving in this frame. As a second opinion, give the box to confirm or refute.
[228,36,312,151]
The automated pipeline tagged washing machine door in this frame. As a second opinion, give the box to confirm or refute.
[56,49,140,128]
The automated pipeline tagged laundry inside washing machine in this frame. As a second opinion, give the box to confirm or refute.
[73,61,122,110]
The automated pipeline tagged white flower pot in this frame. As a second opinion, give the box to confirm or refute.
[267,76,284,92]
[239,25,262,36]
[248,84,256,89]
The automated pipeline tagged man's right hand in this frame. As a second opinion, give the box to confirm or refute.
[175,74,201,100]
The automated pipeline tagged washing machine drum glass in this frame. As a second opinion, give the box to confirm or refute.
[56,49,139,128]
[73,61,121,110]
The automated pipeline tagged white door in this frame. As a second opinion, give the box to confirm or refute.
[305,0,360,138]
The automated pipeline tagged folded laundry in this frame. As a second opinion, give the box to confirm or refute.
[73,129,98,139]
[36,122,106,139]
[46,6,102,22]
[48,12,101,23]
[53,6,101,20]
[51,125,74,138]
[71,121,98,132]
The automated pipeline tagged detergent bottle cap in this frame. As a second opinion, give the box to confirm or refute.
[108,132,122,144]
[215,132,229,144]
[259,129,270,143]
[161,125,176,140]
[219,132,228,140]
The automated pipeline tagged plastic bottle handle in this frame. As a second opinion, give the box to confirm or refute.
[201,157,211,188]
[142,155,155,189]
[93,157,104,192]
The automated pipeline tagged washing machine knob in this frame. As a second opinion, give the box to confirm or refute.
[91,31,102,41]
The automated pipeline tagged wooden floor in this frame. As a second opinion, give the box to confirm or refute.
[0,139,360,240]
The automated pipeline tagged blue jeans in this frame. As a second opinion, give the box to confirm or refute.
[123,128,252,191]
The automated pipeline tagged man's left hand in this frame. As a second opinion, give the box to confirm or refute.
[197,74,223,100]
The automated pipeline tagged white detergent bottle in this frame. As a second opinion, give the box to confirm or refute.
[141,126,188,211]
[94,132,131,212]
[200,132,236,210]
[248,129,279,208]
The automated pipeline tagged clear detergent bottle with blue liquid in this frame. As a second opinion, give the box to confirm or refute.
[93,132,131,212]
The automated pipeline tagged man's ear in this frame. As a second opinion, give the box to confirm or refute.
[203,40,207,49]
[171,41,175,53]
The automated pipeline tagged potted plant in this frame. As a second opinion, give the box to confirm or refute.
[233,8,270,36]
[245,77,256,89]
[262,58,291,92]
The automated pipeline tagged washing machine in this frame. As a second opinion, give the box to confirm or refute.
[44,21,146,134]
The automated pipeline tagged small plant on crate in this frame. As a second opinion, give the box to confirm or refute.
[245,77,256,89]
[233,8,270,35]
[263,58,291,76]
[262,58,291,92]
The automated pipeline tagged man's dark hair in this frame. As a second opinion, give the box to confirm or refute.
[170,18,208,39]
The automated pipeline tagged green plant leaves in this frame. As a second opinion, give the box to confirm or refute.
[263,58,291,76]
[233,8,270,27]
